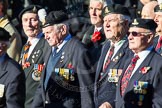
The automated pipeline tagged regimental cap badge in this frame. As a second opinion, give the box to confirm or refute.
[32,6,37,13]
[102,6,112,17]
[105,6,110,14]
[132,19,139,25]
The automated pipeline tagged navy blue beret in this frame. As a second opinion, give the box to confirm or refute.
[102,4,130,17]
[42,10,68,28]
[19,5,42,20]
[130,18,157,31]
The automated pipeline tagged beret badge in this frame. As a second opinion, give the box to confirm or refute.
[132,19,139,25]
[32,6,37,13]
[105,7,110,15]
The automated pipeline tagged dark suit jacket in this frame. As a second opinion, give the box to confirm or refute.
[94,40,130,108]
[0,54,25,108]
[20,37,49,108]
[116,49,162,108]
[82,25,106,76]
[32,37,94,108]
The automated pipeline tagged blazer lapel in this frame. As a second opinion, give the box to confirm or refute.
[124,51,155,96]
[95,41,110,82]
[55,39,75,68]
[28,38,44,63]
[25,38,45,78]
[42,47,52,101]
[99,41,128,81]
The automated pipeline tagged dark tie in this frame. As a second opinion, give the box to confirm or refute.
[23,41,31,62]
[120,55,139,96]
[103,44,115,72]
[99,44,115,79]
[156,36,162,53]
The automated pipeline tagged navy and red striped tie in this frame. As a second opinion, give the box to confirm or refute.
[120,55,139,96]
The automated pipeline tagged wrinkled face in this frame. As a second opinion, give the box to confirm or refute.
[43,25,64,46]
[103,14,126,42]
[128,27,153,53]
[0,41,8,56]
[89,1,103,27]
[22,13,40,37]
[154,13,162,34]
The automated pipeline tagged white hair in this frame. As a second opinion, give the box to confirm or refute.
[89,0,109,8]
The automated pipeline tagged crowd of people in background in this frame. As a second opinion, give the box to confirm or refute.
[1,0,162,108]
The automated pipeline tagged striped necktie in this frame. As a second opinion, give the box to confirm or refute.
[156,36,162,53]
[103,44,115,72]
[23,41,31,62]
[100,44,115,79]
[120,55,139,96]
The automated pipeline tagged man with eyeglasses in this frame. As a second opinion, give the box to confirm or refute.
[94,4,131,108]
[116,18,162,108]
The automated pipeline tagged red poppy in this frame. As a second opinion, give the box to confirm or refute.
[91,31,102,43]
[23,62,30,69]
[140,67,151,74]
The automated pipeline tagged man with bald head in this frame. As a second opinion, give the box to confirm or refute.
[141,1,158,19]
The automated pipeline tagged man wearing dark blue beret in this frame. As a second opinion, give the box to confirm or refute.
[116,18,162,108]
[94,4,131,108]
[19,5,49,108]
[0,27,25,108]
[32,10,94,108]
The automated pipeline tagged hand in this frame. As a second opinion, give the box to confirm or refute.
[99,102,112,108]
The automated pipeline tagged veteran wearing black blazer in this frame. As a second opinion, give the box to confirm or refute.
[0,27,25,108]
[94,4,131,108]
[81,0,107,70]
[116,18,162,108]
[32,10,94,108]
[19,5,49,108]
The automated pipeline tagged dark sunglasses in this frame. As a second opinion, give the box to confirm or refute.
[127,31,151,37]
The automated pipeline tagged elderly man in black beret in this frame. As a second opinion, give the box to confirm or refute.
[115,18,162,108]
[0,27,25,108]
[19,5,49,108]
[32,10,94,108]
[94,4,131,108]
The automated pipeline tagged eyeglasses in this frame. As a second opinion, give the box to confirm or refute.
[127,31,151,37]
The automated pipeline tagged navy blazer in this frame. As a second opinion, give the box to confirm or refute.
[32,37,94,108]
[0,54,25,108]
[94,40,130,108]
[20,37,49,108]
[82,25,106,71]
[116,49,162,108]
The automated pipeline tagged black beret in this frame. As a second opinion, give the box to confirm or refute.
[155,3,162,13]
[42,10,68,28]
[0,27,11,41]
[19,5,42,20]
[102,4,130,17]
[130,18,157,31]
